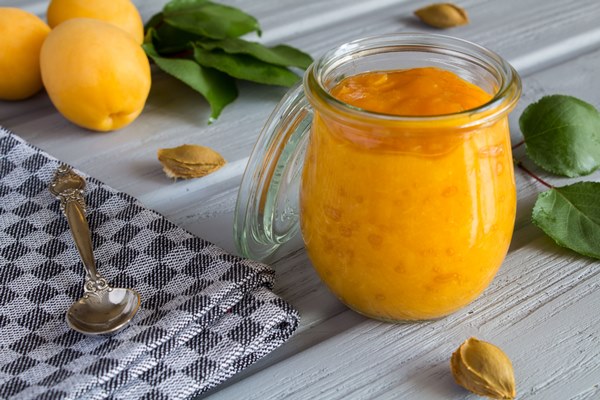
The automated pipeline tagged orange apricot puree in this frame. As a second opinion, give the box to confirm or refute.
[300,67,516,321]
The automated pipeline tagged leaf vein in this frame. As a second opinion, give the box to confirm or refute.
[556,189,600,229]
[525,123,594,141]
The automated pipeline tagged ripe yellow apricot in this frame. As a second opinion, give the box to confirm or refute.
[0,8,50,100]
[47,0,144,43]
[40,18,151,132]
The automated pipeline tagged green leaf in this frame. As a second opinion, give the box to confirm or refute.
[532,182,600,259]
[196,38,313,69]
[519,95,600,177]
[152,22,201,54]
[193,46,300,87]
[163,0,261,39]
[143,40,237,122]
[142,1,311,123]
[144,11,164,32]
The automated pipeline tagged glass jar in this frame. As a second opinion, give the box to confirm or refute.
[235,33,521,321]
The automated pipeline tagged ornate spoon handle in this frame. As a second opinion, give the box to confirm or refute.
[50,166,109,293]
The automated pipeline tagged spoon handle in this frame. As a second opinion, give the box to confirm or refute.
[63,196,99,279]
[50,167,102,285]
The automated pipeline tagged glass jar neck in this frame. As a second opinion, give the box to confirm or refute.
[304,33,521,131]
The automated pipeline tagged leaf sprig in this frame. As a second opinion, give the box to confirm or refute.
[519,94,600,259]
[143,0,313,122]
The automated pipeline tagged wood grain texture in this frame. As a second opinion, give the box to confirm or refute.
[1,0,600,399]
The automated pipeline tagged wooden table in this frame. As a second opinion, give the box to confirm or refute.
[3,0,600,398]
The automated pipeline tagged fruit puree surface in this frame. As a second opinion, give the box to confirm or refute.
[300,67,516,320]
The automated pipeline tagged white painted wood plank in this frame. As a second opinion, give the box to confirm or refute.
[204,12,600,400]
[2,0,600,399]
[208,235,600,399]
[4,0,599,214]
[158,45,600,256]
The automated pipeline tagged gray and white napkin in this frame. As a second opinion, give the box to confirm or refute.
[0,127,299,399]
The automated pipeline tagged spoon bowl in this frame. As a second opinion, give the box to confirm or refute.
[67,288,141,335]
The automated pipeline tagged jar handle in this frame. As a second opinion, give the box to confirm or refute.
[234,82,313,261]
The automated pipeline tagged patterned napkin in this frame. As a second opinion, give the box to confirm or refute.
[0,128,299,400]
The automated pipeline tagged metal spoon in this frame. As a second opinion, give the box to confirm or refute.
[50,165,140,335]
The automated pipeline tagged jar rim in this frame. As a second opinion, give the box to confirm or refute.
[305,32,521,128]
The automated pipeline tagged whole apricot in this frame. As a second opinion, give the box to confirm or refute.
[47,0,144,43]
[40,18,151,132]
[0,8,50,100]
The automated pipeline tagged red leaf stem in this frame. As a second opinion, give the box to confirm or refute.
[512,139,525,150]
[515,160,553,189]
